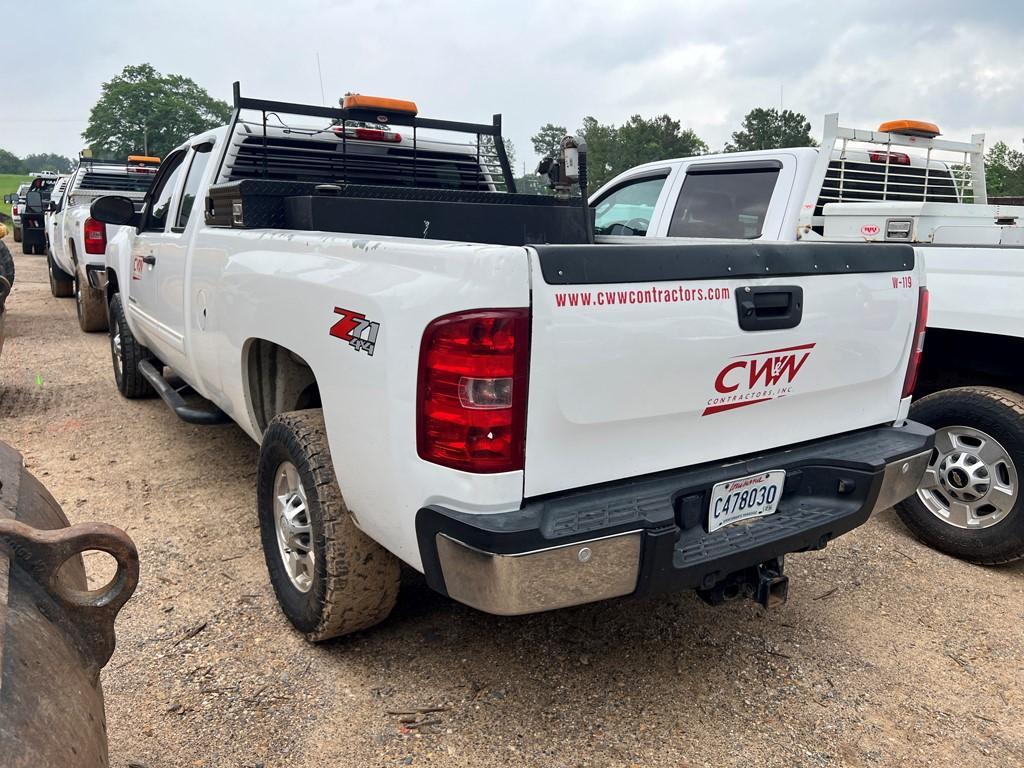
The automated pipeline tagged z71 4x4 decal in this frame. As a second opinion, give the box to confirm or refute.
[330,307,380,356]
[703,343,816,416]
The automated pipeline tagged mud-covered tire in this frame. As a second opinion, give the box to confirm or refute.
[896,387,1024,564]
[74,264,108,332]
[257,409,400,642]
[108,292,155,398]
[12,225,21,243]
[47,251,73,297]
[0,240,14,286]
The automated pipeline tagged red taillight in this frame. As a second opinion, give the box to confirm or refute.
[417,309,530,473]
[83,218,107,255]
[11,206,18,216]
[333,126,402,143]
[354,127,402,142]
[902,287,929,397]
[869,150,911,166]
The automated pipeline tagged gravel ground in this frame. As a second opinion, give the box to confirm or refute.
[1,239,1022,768]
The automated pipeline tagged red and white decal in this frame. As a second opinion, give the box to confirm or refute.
[861,224,880,236]
[892,274,913,289]
[703,343,816,416]
[131,254,145,280]
[330,307,380,356]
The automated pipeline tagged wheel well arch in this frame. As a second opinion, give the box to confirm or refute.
[916,328,1024,397]
[243,338,322,435]
[105,267,120,304]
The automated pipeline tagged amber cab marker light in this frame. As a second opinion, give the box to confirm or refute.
[343,94,418,116]
[878,120,941,139]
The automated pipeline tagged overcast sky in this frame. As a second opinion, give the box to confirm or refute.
[4,0,1023,169]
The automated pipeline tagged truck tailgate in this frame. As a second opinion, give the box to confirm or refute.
[524,242,922,497]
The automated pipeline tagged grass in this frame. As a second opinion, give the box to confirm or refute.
[0,173,32,225]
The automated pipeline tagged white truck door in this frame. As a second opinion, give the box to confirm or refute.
[128,149,189,368]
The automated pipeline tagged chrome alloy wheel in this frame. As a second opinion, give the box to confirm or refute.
[273,461,315,592]
[111,327,123,377]
[917,425,1018,529]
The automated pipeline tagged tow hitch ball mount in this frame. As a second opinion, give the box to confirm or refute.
[697,557,790,609]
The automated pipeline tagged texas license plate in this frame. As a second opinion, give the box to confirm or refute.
[708,470,786,533]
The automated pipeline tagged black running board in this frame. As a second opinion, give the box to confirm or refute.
[138,360,231,425]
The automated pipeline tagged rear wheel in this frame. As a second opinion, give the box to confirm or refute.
[47,251,73,297]
[74,264,108,332]
[257,409,400,641]
[108,292,154,398]
[896,387,1024,564]
[12,226,21,243]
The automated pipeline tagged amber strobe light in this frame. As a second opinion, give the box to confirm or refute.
[418,310,530,473]
[878,120,941,138]
[342,94,419,115]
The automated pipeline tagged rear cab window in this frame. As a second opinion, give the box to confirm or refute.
[667,162,781,239]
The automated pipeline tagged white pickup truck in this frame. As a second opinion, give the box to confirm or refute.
[91,87,932,641]
[48,156,160,331]
[593,115,1024,564]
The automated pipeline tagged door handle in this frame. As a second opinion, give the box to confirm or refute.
[142,254,156,265]
[735,285,803,331]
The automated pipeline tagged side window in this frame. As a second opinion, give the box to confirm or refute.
[592,175,668,236]
[667,166,780,239]
[142,152,186,232]
[175,148,212,230]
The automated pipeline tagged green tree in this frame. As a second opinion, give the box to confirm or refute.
[984,140,1024,196]
[726,108,816,152]
[531,123,568,159]
[0,149,24,174]
[21,153,72,173]
[82,64,231,160]
[578,114,708,190]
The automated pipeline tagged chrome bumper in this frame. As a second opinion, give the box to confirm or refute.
[870,448,932,514]
[435,531,642,616]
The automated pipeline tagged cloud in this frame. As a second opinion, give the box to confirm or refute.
[2,0,1022,165]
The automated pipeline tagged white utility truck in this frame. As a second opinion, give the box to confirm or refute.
[91,86,932,641]
[593,115,1024,564]
[48,155,160,331]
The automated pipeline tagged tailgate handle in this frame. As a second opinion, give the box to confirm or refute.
[736,285,803,331]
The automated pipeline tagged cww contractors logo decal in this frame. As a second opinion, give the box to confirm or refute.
[703,343,816,416]
[330,307,380,356]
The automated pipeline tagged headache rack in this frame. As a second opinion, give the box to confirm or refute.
[72,155,160,196]
[798,114,988,239]
[205,83,592,246]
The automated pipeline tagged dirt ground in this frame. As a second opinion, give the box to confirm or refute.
[1,239,1022,768]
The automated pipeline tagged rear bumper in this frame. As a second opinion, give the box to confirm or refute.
[416,421,933,615]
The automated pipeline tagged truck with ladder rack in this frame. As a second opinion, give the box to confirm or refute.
[592,115,1024,564]
[88,85,932,641]
[48,154,160,331]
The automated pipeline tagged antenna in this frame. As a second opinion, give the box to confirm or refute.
[316,52,326,106]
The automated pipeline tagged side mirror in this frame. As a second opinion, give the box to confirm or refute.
[90,196,139,227]
[2,195,11,205]
[25,191,42,210]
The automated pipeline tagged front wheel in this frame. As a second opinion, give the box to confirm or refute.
[896,387,1024,564]
[108,292,155,398]
[257,409,400,641]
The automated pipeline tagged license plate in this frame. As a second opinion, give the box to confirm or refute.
[708,470,786,533]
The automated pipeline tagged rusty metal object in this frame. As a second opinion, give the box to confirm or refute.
[0,441,139,767]
[0,275,9,358]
